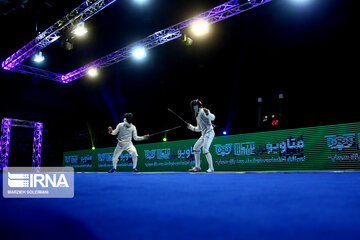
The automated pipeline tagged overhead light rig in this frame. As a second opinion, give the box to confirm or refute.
[1,0,271,83]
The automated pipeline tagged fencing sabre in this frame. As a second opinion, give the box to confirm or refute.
[148,126,181,137]
[168,108,218,128]
[168,108,189,125]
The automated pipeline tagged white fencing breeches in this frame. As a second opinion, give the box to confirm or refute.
[193,131,215,170]
[112,141,138,169]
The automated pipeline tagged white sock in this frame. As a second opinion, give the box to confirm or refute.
[112,145,122,169]
[194,151,201,168]
[205,153,214,170]
[112,159,118,169]
[132,156,138,169]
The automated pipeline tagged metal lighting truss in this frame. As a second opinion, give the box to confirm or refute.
[2,0,117,70]
[0,118,11,169]
[0,118,43,170]
[1,0,271,83]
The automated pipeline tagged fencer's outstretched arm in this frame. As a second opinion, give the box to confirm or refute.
[132,126,149,140]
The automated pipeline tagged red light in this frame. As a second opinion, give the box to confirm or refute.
[272,120,279,126]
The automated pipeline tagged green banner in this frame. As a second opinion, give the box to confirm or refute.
[64,122,360,172]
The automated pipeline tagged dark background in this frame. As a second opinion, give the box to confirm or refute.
[0,0,357,167]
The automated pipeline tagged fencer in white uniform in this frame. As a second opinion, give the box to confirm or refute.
[187,99,215,173]
[108,113,149,173]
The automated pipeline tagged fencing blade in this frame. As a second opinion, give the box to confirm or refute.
[149,126,181,137]
[168,108,189,125]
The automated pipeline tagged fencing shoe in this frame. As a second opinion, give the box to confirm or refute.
[189,167,201,172]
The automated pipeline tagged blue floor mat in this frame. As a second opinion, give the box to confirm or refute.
[1,172,360,240]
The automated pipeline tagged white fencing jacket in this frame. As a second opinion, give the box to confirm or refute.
[110,122,145,144]
[189,108,215,136]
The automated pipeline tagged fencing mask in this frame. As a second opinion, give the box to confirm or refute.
[190,99,203,115]
[123,113,133,126]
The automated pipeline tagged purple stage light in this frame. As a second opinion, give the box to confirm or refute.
[0,118,43,170]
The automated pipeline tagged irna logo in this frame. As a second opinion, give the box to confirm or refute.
[3,167,74,198]
[7,172,69,188]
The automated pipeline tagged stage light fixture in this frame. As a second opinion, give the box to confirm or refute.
[87,68,98,77]
[132,47,146,59]
[163,137,167,142]
[182,34,193,46]
[191,20,209,36]
[92,146,95,150]
[33,52,45,63]
[72,22,88,36]
[222,131,228,136]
